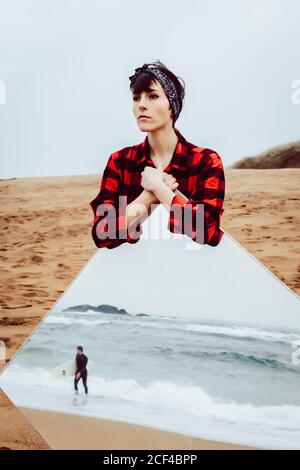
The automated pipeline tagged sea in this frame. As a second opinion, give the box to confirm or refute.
[1,305,300,449]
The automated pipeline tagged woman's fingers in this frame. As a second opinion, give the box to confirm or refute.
[167,180,179,190]
[163,173,175,183]
[161,172,179,191]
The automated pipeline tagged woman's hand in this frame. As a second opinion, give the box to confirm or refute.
[75,372,81,380]
[141,166,164,192]
[141,167,179,193]
[162,172,179,192]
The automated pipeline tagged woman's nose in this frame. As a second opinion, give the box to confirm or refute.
[139,96,148,108]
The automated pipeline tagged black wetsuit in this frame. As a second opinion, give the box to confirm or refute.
[74,353,88,394]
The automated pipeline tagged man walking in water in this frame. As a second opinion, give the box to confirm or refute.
[74,346,88,395]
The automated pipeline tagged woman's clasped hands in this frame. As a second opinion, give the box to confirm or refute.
[141,165,179,194]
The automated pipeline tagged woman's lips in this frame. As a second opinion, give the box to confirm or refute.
[139,116,151,120]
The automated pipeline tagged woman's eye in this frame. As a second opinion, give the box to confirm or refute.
[133,95,158,101]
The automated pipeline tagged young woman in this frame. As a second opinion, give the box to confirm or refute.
[89,60,225,249]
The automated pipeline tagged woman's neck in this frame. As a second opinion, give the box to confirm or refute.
[147,126,178,161]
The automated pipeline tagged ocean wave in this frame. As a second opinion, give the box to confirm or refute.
[127,320,300,345]
[2,364,300,431]
[180,350,297,372]
[24,346,53,354]
[61,310,107,316]
[44,315,110,327]
[44,313,300,345]
[184,324,300,344]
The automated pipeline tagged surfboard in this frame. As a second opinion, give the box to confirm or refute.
[53,360,94,378]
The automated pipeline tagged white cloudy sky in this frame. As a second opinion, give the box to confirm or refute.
[0,0,299,178]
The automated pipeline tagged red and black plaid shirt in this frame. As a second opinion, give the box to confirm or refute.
[89,127,225,249]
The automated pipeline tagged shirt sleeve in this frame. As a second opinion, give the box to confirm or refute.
[167,150,225,246]
[89,153,143,249]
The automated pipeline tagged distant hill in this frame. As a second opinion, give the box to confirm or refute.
[231,140,300,169]
[63,304,129,315]
[62,304,149,317]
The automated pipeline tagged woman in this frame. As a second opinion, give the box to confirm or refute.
[89,60,225,249]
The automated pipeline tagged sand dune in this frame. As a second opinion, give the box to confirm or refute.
[231,140,300,168]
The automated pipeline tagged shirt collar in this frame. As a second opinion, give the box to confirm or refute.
[137,127,188,168]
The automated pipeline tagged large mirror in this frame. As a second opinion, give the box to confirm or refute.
[1,206,299,450]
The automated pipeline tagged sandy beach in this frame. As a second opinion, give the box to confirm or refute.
[20,408,257,450]
[0,169,299,449]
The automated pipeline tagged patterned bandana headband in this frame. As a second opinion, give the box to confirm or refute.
[129,63,180,122]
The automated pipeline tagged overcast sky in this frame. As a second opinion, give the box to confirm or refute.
[0,0,299,178]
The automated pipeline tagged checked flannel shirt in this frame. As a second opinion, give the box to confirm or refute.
[89,128,225,249]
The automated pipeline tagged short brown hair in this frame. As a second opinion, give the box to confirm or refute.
[129,60,185,126]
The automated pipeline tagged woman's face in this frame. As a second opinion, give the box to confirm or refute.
[132,79,172,131]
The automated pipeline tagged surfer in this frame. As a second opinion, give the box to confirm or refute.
[90,60,225,249]
[74,346,88,395]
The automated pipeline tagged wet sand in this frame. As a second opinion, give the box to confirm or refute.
[20,407,258,450]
